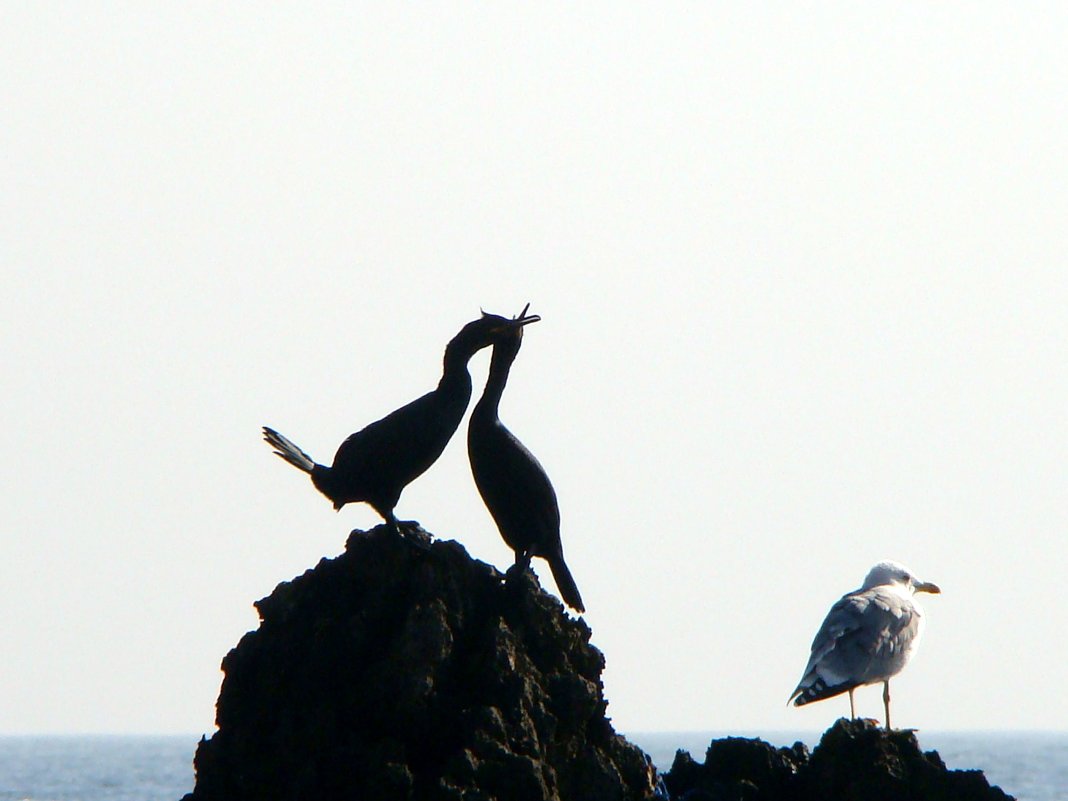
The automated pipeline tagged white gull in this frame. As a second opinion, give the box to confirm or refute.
[789,560,940,729]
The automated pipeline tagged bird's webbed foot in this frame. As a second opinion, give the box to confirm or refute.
[385,515,431,550]
[505,549,533,580]
[502,560,536,607]
[504,561,527,582]
[503,551,537,595]
[513,550,533,574]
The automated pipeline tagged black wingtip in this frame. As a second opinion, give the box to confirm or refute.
[792,678,855,707]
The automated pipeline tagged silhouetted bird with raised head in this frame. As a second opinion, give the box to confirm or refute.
[468,306,585,613]
[263,309,541,534]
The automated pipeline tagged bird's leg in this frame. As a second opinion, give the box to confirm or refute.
[384,510,403,537]
[383,510,420,536]
[883,681,892,731]
[505,551,532,582]
[848,687,856,720]
[384,510,431,550]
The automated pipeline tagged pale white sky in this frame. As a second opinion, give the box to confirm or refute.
[3,4,1066,735]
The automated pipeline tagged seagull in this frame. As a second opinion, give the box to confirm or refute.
[788,560,941,730]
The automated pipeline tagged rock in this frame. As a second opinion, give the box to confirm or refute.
[182,524,657,801]
[180,524,1012,801]
[801,719,1015,801]
[663,718,1014,801]
[662,737,807,801]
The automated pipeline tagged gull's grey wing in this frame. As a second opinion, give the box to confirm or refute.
[792,586,921,705]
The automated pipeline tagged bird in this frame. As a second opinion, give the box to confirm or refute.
[263,309,541,534]
[467,305,585,613]
[788,560,940,730]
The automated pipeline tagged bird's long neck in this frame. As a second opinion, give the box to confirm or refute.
[473,343,517,419]
[438,340,478,403]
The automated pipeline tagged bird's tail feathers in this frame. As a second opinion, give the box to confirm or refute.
[263,426,316,473]
[548,553,585,614]
[789,675,853,707]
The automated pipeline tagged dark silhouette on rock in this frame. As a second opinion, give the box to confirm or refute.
[662,718,1014,801]
[182,524,656,801]
[468,307,584,613]
[263,308,540,533]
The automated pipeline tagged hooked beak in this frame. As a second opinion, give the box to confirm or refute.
[915,580,941,594]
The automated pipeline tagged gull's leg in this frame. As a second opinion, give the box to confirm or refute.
[883,680,892,731]
[848,687,856,720]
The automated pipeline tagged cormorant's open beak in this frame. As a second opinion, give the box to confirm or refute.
[513,302,540,327]
[915,580,941,594]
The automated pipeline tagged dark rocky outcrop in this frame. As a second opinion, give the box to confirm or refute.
[662,718,1014,801]
[181,523,1012,801]
[182,524,657,801]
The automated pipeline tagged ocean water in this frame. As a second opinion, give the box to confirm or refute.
[0,736,195,801]
[629,729,1068,801]
[1,731,1064,801]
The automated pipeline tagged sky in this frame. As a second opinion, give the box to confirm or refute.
[3,4,1067,736]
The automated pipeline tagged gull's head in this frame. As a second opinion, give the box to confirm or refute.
[862,560,941,595]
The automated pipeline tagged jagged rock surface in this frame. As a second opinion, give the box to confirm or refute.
[180,524,1013,801]
[182,524,657,801]
[662,718,1014,801]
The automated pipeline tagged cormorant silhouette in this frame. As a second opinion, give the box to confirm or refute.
[468,306,585,613]
[263,309,540,533]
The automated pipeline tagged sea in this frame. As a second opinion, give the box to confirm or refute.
[0,731,1064,801]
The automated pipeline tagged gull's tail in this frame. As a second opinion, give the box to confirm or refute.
[789,674,852,707]
[548,553,585,614]
[263,426,316,473]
